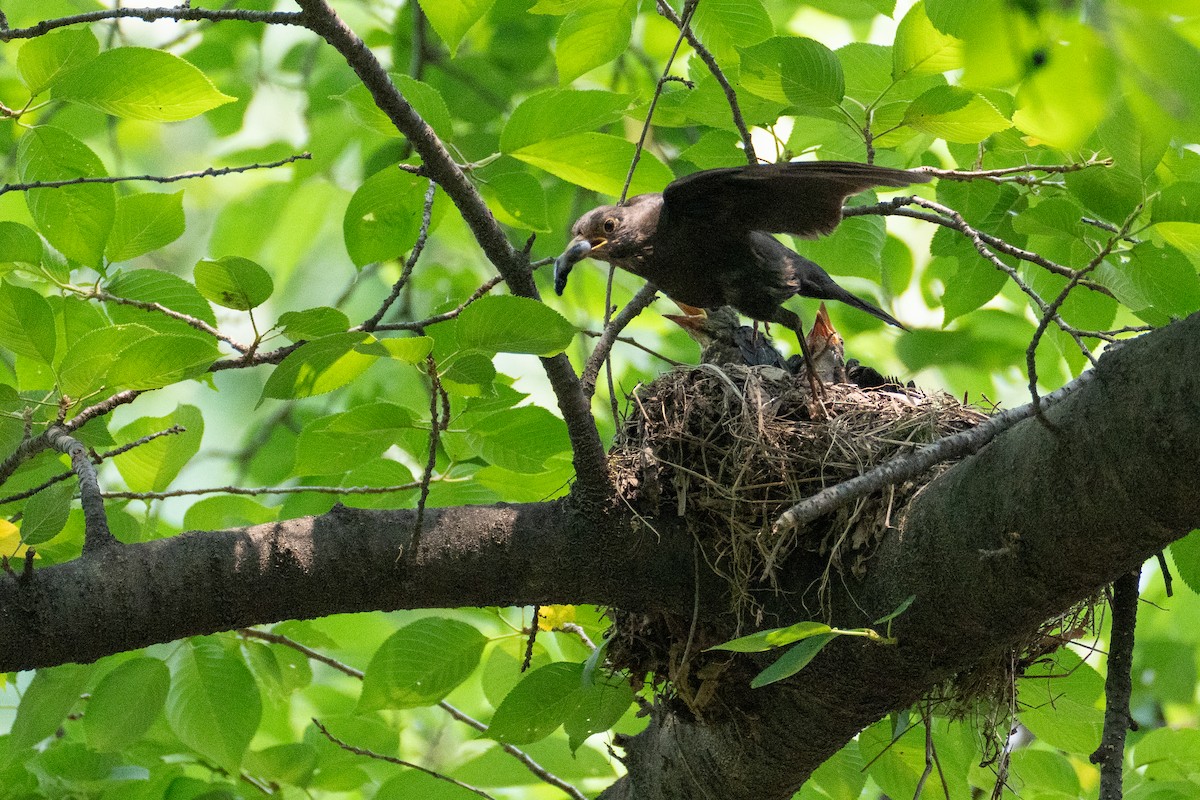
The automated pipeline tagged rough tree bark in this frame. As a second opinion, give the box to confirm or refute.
[1,313,1197,799]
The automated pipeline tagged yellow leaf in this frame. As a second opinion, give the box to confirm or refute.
[0,519,38,559]
[538,605,576,631]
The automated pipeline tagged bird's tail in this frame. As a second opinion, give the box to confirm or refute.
[790,253,907,330]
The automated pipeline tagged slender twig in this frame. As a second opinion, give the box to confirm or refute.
[913,718,934,800]
[523,607,540,672]
[408,346,445,556]
[580,329,683,366]
[656,0,756,164]
[0,390,141,490]
[582,284,660,399]
[844,198,1107,288]
[238,629,586,800]
[0,7,303,40]
[0,425,185,506]
[361,179,436,332]
[45,427,117,552]
[773,371,1096,534]
[1025,204,1139,418]
[1090,567,1140,800]
[1156,551,1173,597]
[0,153,311,195]
[313,718,499,800]
[81,288,250,352]
[916,158,1111,185]
[620,0,696,203]
[101,480,440,501]
[368,274,508,332]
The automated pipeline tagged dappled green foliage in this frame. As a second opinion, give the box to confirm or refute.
[1,0,1199,797]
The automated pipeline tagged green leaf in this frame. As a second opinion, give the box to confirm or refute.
[167,638,262,775]
[194,256,274,311]
[53,47,235,121]
[441,351,497,392]
[106,267,217,325]
[0,221,44,265]
[84,657,170,753]
[1011,23,1114,150]
[244,743,318,787]
[1151,183,1200,258]
[456,296,575,355]
[1117,244,1200,318]
[358,336,434,363]
[691,0,773,64]
[501,89,632,153]
[17,126,114,268]
[482,171,551,232]
[1018,648,1104,755]
[711,621,834,653]
[464,406,570,473]
[555,0,637,84]
[564,672,634,753]
[488,661,584,744]
[334,76,452,138]
[261,332,379,400]
[113,405,204,493]
[5,663,93,761]
[17,27,98,96]
[183,495,276,531]
[1170,530,1200,595]
[104,335,220,390]
[104,191,185,262]
[358,617,487,710]
[892,0,962,80]
[750,633,839,687]
[19,480,74,545]
[940,254,1007,324]
[510,132,674,197]
[0,282,56,365]
[738,36,844,108]
[344,168,442,268]
[874,595,915,625]
[57,323,155,398]
[294,402,417,477]
[416,0,496,57]
[1133,726,1200,783]
[277,307,350,341]
[902,85,1010,143]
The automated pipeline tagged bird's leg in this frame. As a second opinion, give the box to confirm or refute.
[773,307,827,405]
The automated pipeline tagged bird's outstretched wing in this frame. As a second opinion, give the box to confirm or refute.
[661,161,929,239]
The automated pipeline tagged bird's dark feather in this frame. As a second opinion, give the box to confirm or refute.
[661,161,929,239]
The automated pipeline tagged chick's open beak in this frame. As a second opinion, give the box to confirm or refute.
[553,236,604,295]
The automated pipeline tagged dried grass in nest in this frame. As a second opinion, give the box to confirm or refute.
[610,363,988,620]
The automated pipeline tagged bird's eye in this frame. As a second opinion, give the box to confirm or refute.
[602,217,617,234]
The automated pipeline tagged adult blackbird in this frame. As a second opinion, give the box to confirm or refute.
[554,161,929,393]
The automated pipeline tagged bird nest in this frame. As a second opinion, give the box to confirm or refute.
[609,362,988,618]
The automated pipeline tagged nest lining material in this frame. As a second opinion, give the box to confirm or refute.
[610,362,988,616]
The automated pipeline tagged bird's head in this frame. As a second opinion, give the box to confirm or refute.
[554,195,661,295]
[662,306,741,348]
